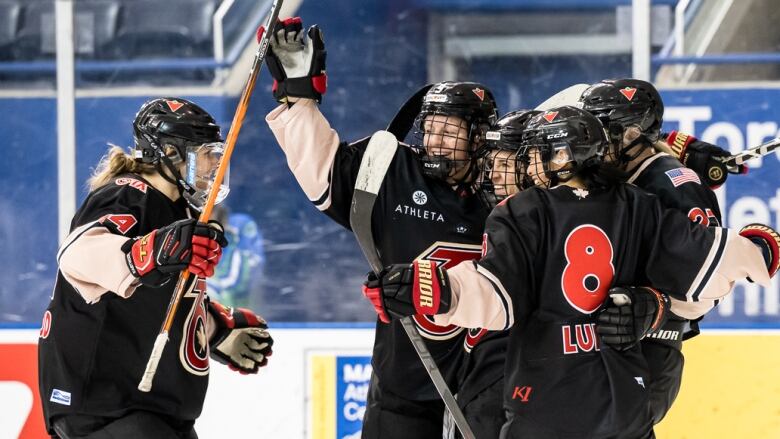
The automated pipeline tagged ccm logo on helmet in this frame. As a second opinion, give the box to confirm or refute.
[546,131,568,140]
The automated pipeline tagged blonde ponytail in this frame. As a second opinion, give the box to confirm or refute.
[87,145,154,191]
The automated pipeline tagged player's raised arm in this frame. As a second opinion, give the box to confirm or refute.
[263,18,374,227]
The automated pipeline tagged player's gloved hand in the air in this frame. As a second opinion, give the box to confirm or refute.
[739,223,780,280]
[663,130,747,189]
[208,300,273,374]
[258,17,327,103]
[122,219,228,287]
[362,260,452,323]
[596,286,671,351]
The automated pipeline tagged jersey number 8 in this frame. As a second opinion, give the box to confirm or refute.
[561,225,615,314]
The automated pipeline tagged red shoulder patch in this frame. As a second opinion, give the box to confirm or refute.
[115,177,148,194]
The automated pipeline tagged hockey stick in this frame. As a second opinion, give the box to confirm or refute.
[721,137,780,170]
[534,83,589,111]
[386,84,433,141]
[349,131,476,439]
[137,0,284,393]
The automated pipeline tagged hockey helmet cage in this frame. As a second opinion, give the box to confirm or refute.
[477,109,539,206]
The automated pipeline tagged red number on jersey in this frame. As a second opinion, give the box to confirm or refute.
[687,207,719,227]
[102,214,138,235]
[561,225,615,314]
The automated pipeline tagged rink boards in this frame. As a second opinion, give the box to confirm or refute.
[2,326,779,439]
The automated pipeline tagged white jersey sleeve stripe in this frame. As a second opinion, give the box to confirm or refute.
[686,227,725,301]
[475,263,514,330]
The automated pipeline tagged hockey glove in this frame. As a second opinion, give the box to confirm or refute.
[122,219,228,286]
[362,260,452,323]
[259,17,327,103]
[739,223,780,279]
[208,301,273,374]
[596,286,671,351]
[664,130,747,189]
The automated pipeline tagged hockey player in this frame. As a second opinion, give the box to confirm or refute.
[444,110,539,439]
[363,106,780,438]
[475,110,539,207]
[577,78,724,423]
[39,98,273,439]
[262,17,495,438]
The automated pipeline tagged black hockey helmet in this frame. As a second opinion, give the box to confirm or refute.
[132,97,226,208]
[476,109,539,207]
[522,106,609,187]
[133,97,223,164]
[414,81,498,183]
[579,79,663,162]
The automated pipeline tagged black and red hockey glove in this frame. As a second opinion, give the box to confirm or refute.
[664,130,747,189]
[208,301,273,374]
[362,260,452,323]
[259,17,327,104]
[122,219,228,287]
[596,286,671,351]
[739,223,780,279]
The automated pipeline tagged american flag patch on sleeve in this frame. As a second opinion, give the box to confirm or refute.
[665,167,701,187]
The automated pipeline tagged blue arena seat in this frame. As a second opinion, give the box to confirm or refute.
[76,1,121,58]
[106,0,218,59]
[11,1,53,60]
[0,2,20,60]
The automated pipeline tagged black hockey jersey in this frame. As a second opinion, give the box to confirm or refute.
[38,174,210,433]
[629,152,722,339]
[434,183,768,438]
[329,139,489,400]
[629,153,721,226]
[266,99,490,400]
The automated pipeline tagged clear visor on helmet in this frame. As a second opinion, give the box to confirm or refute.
[184,142,230,210]
[525,141,575,188]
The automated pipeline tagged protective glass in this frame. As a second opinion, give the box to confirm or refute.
[185,142,230,210]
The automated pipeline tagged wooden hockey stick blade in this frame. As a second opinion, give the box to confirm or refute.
[137,0,284,393]
[535,83,589,111]
[721,137,780,168]
[349,131,476,439]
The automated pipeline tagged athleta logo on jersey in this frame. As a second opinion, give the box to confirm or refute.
[394,190,445,222]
